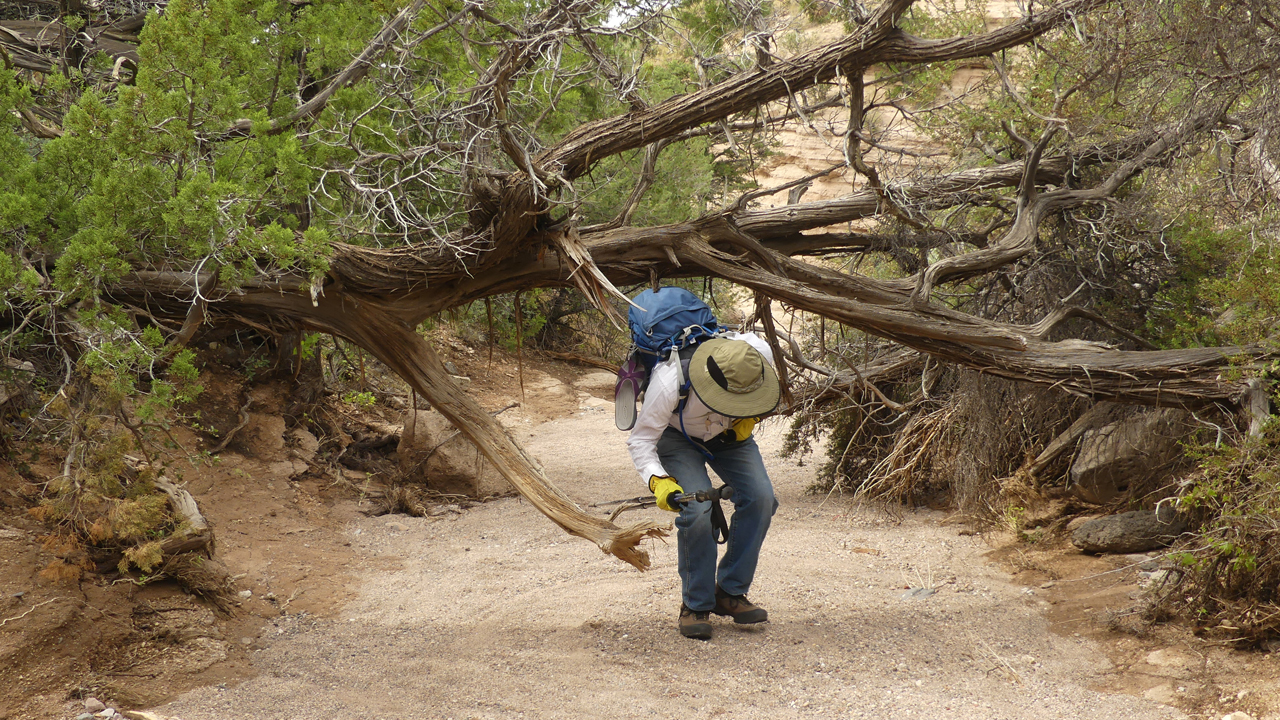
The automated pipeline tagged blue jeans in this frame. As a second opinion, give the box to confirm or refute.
[656,427,779,612]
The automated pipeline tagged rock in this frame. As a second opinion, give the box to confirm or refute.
[573,371,620,395]
[398,409,511,498]
[267,459,307,479]
[1069,408,1192,503]
[239,413,287,457]
[85,698,107,713]
[899,587,935,600]
[286,427,320,462]
[1065,515,1100,533]
[1144,648,1198,675]
[580,396,610,410]
[76,714,95,720]
[1071,508,1187,554]
[1119,552,1153,565]
[1222,713,1255,720]
[237,589,253,599]
[1141,568,1176,587]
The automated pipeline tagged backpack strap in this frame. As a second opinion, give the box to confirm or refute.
[674,344,714,460]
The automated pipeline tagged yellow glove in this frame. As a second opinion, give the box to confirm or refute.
[648,475,684,512]
[732,417,758,442]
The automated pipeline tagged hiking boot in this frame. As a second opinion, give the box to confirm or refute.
[713,586,768,624]
[679,604,713,640]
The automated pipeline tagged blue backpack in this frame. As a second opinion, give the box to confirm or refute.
[614,287,721,431]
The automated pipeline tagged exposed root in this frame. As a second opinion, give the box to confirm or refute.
[159,554,236,615]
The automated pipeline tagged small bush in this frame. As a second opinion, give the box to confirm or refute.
[1162,421,1280,644]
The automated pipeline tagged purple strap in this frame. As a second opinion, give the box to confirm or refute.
[615,359,645,395]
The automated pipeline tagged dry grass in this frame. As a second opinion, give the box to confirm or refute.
[856,404,955,503]
[789,367,1083,517]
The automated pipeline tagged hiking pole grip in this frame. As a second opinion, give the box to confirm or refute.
[702,486,733,503]
[673,486,734,505]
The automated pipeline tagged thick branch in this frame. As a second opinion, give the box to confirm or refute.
[914,104,1228,299]
[539,0,1105,180]
[273,293,668,569]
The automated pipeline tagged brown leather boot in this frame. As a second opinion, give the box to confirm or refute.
[713,586,768,624]
[679,604,713,640]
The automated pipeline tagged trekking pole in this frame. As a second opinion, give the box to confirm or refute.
[669,485,734,508]
[593,486,734,523]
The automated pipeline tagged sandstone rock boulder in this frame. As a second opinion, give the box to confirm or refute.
[1071,507,1187,554]
[238,413,286,458]
[1069,408,1191,504]
[398,409,511,498]
[573,371,619,395]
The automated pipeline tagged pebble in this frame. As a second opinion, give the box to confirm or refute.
[76,714,94,720]
[1222,713,1254,720]
[85,698,106,713]
[237,590,253,599]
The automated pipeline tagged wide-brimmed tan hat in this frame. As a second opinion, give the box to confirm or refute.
[688,339,780,418]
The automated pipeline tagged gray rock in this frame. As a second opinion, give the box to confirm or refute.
[1072,508,1187,554]
[1069,408,1192,503]
[77,714,95,720]
[85,698,107,713]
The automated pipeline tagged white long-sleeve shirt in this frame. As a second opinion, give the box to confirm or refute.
[626,331,777,482]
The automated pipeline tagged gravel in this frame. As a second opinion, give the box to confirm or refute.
[155,408,1186,720]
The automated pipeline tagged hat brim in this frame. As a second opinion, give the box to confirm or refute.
[688,339,781,418]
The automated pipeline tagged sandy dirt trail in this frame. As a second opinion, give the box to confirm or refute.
[156,406,1184,720]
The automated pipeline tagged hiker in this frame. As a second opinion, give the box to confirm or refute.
[627,332,781,640]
